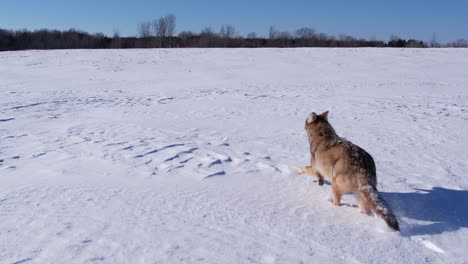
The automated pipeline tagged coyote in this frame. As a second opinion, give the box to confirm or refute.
[297,111,399,231]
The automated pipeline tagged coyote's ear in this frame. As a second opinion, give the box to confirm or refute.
[320,111,329,120]
[307,112,317,124]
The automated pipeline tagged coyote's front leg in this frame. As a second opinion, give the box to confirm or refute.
[297,166,324,186]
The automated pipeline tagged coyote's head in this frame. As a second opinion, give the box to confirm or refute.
[305,111,336,142]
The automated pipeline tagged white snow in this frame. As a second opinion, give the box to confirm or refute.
[0,48,467,263]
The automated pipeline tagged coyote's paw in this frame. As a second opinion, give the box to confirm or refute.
[297,167,307,174]
[318,178,324,186]
[359,204,372,215]
[359,209,372,215]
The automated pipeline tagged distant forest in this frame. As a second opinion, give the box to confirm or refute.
[1,14,467,51]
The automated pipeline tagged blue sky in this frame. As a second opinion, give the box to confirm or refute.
[0,0,466,42]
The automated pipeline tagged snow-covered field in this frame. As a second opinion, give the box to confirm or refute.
[0,48,467,263]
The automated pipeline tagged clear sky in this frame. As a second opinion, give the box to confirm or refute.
[0,0,466,42]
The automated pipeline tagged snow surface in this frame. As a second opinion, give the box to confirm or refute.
[0,48,467,264]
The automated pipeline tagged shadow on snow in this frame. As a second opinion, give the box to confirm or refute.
[382,187,468,236]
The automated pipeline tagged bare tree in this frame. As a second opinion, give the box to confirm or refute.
[338,34,356,47]
[453,38,467,47]
[339,34,354,41]
[390,35,399,42]
[220,25,236,38]
[200,26,217,47]
[137,21,152,47]
[111,28,121,48]
[165,14,176,47]
[317,32,328,41]
[295,27,315,46]
[246,32,257,39]
[137,22,152,38]
[219,25,226,47]
[295,27,315,39]
[201,26,214,35]
[153,18,167,47]
[430,33,440,48]
[246,32,259,47]
[113,28,120,38]
[277,31,291,39]
[268,26,293,47]
[219,25,236,47]
[277,30,291,47]
[151,14,176,48]
[269,26,277,39]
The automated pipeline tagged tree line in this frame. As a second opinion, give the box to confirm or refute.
[1,14,467,51]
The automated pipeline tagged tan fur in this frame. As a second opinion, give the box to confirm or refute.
[298,111,400,231]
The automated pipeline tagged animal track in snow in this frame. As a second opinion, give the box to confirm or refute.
[16,123,287,180]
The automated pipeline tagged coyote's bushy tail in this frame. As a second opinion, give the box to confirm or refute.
[360,185,400,231]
